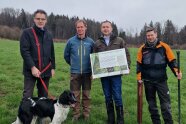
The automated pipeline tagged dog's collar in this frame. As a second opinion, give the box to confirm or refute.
[39,97,47,100]
[28,98,36,107]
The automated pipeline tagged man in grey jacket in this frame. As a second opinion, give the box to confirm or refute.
[64,19,94,121]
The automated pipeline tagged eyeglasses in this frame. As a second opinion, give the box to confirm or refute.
[35,18,46,21]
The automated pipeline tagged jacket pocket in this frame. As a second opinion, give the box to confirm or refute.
[111,43,121,49]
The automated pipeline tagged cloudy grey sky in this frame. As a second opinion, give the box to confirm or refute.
[0,0,185,34]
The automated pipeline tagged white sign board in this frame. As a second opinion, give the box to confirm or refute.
[90,48,129,79]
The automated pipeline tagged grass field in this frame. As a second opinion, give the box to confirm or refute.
[0,39,185,124]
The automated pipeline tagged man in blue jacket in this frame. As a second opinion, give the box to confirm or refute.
[64,19,94,121]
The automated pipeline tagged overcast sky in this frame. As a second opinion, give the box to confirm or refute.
[0,0,185,34]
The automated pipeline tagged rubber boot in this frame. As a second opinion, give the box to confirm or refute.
[106,101,115,124]
[116,105,124,124]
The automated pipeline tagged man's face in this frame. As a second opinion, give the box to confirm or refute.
[76,22,87,36]
[101,22,113,36]
[34,13,47,29]
[146,31,157,42]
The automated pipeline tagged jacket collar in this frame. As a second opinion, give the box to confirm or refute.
[99,33,117,42]
[33,24,46,36]
[76,34,87,40]
[144,39,161,48]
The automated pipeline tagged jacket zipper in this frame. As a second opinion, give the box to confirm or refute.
[84,45,86,56]
[42,34,44,70]
[80,40,83,74]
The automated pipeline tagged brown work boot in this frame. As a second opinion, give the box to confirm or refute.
[83,115,89,121]
[72,91,81,120]
[72,116,80,121]
[82,90,91,118]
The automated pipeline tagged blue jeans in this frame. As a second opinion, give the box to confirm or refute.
[101,75,123,106]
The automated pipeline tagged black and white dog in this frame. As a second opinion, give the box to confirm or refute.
[12,90,76,124]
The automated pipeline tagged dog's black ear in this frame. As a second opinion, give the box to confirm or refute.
[64,90,70,94]
[62,90,71,97]
[58,90,75,105]
[58,90,68,104]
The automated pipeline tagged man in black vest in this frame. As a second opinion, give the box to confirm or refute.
[20,9,55,99]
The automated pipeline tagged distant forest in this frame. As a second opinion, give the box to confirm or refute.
[0,8,186,48]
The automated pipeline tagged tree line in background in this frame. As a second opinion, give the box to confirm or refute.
[0,8,186,49]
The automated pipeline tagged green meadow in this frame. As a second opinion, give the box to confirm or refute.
[0,39,185,124]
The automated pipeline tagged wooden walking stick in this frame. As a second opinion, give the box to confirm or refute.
[137,80,143,124]
[176,51,181,124]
